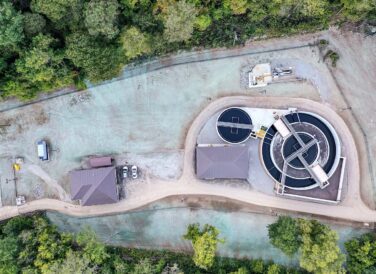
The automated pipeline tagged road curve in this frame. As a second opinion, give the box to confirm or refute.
[1,96,376,223]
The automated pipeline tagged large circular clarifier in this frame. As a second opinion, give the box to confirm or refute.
[261,111,341,189]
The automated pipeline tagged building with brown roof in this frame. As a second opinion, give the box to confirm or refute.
[70,166,119,206]
[196,145,250,180]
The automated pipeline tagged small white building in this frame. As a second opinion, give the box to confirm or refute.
[249,63,272,88]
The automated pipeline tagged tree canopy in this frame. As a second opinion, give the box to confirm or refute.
[1,214,376,273]
[0,0,24,50]
[268,216,345,274]
[23,12,46,37]
[183,223,224,270]
[340,0,376,21]
[0,0,374,100]
[298,219,345,274]
[163,0,198,43]
[65,33,122,82]
[268,215,300,257]
[31,0,80,23]
[121,26,152,59]
[0,214,303,274]
[76,227,109,265]
[345,233,376,274]
[47,250,94,274]
[84,0,120,39]
[224,0,248,15]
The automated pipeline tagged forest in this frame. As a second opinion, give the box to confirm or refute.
[0,0,375,100]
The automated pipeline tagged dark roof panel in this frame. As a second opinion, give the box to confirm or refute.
[196,146,249,179]
[70,167,118,206]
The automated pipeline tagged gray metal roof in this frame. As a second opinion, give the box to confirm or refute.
[70,166,118,206]
[196,146,250,179]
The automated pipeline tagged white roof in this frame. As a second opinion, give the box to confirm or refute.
[311,164,329,184]
[249,63,272,87]
[273,119,290,138]
[37,143,46,157]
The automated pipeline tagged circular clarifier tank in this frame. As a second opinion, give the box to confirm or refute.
[217,108,252,144]
[261,111,341,190]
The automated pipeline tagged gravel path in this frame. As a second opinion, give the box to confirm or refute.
[25,164,70,202]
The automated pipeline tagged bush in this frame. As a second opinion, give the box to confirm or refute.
[324,50,340,67]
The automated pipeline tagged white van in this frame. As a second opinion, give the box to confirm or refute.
[37,140,49,161]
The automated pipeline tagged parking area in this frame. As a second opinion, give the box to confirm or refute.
[117,164,141,200]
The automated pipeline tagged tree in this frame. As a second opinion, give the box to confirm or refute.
[1,215,33,237]
[46,250,94,274]
[31,0,81,23]
[0,263,19,274]
[76,227,109,265]
[32,217,73,272]
[298,219,345,274]
[230,267,248,274]
[250,259,265,273]
[0,237,19,264]
[345,233,376,274]
[3,33,75,100]
[0,57,6,74]
[194,15,212,31]
[183,223,224,270]
[223,0,248,15]
[120,27,151,59]
[14,34,75,94]
[340,0,375,22]
[0,235,20,274]
[112,255,132,273]
[268,216,300,257]
[84,0,120,39]
[0,0,24,50]
[65,32,123,82]
[162,263,184,274]
[23,12,46,37]
[267,264,281,274]
[132,258,155,274]
[163,0,197,43]
[269,0,328,19]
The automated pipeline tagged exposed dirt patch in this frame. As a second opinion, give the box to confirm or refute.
[68,92,92,107]
[0,108,49,139]
[209,200,242,212]
[34,109,49,125]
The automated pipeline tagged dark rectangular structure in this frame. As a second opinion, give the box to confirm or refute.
[196,146,249,180]
[89,156,113,168]
[70,166,118,206]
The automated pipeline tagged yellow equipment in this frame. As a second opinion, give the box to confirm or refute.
[256,129,267,139]
[13,163,20,171]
